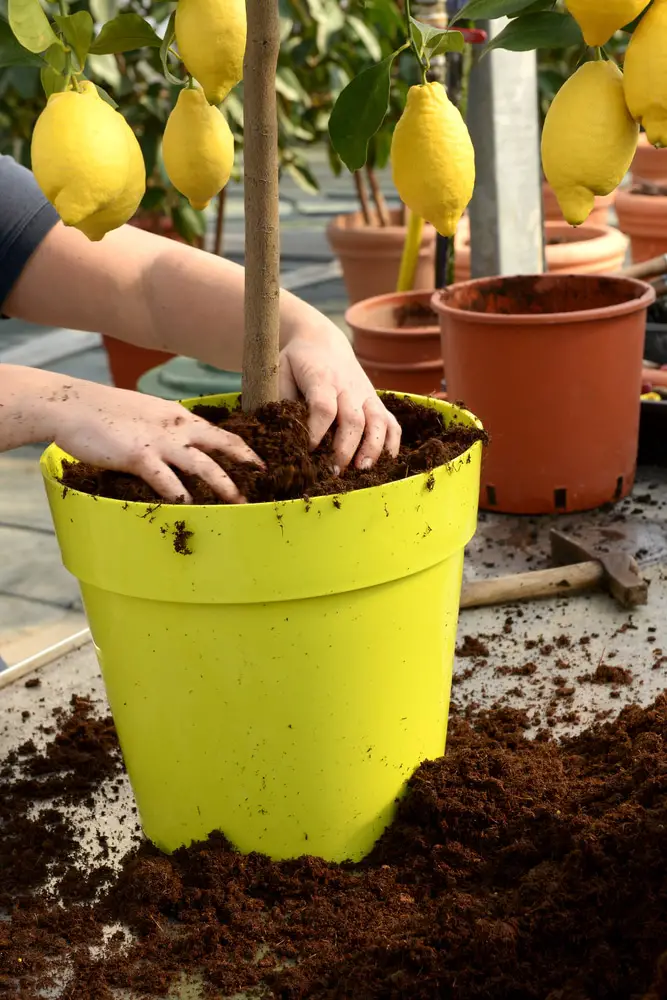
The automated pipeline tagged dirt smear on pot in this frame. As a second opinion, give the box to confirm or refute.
[59,394,484,505]
[6,691,667,998]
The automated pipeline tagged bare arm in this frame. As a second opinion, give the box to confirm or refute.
[4,221,335,372]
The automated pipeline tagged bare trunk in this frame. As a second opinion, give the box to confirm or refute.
[353,170,373,226]
[241,0,281,411]
[366,167,390,226]
[213,187,226,257]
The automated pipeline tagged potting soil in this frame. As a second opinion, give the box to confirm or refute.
[5,688,667,998]
[59,394,484,505]
[394,303,438,328]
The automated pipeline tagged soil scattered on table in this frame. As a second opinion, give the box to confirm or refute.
[394,302,438,328]
[59,394,485,505]
[7,692,667,997]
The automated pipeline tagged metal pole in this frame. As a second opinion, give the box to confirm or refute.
[466,18,544,278]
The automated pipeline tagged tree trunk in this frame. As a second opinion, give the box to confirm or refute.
[354,170,373,226]
[241,0,281,411]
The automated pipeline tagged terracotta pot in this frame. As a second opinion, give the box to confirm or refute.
[101,213,180,390]
[631,133,667,185]
[542,182,613,227]
[455,220,627,282]
[345,289,443,395]
[327,209,436,305]
[432,273,655,514]
[615,188,667,264]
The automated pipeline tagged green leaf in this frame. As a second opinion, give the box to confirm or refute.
[8,0,59,54]
[89,0,118,23]
[40,63,65,96]
[93,81,118,107]
[452,0,546,21]
[485,11,583,52]
[159,10,184,85]
[89,13,160,55]
[0,16,44,66]
[347,14,382,61]
[86,51,121,88]
[284,158,319,195]
[54,11,93,69]
[275,65,310,104]
[43,40,66,70]
[328,52,395,172]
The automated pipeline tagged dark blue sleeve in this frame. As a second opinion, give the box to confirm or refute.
[0,154,59,311]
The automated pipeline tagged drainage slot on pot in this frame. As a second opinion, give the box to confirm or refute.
[614,476,624,500]
[486,485,497,506]
[554,488,567,510]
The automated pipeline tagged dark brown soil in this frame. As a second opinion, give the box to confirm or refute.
[633,180,667,197]
[59,394,484,506]
[394,302,439,328]
[7,691,667,998]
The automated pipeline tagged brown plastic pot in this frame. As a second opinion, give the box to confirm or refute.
[432,274,655,514]
[327,209,436,305]
[455,220,627,282]
[615,188,667,264]
[542,182,613,227]
[345,289,443,395]
[631,134,667,185]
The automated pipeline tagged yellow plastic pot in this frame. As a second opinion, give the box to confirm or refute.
[41,392,482,862]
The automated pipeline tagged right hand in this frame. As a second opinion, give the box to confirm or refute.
[46,380,262,503]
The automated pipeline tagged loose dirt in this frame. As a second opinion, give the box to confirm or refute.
[59,395,484,506]
[5,690,667,998]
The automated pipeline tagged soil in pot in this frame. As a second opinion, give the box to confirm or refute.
[433,273,654,514]
[345,290,444,395]
[8,682,667,998]
[60,394,485,505]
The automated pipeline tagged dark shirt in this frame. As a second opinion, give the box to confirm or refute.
[0,155,59,310]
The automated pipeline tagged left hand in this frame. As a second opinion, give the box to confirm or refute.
[279,321,402,473]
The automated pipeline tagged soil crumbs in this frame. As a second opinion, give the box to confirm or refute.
[59,394,484,505]
[6,695,667,997]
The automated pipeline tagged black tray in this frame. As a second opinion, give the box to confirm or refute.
[639,399,667,466]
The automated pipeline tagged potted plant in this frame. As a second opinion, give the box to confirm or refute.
[616,179,667,265]
[429,0,657,515]
[6,0,483,862]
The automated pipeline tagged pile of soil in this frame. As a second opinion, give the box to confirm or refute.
[59,394,484,506]
[6,691,667,998]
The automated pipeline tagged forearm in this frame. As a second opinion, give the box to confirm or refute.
[3,221,336,370]
[0,364,70,450]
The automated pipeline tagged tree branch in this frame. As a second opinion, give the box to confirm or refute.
[241,0,281,411]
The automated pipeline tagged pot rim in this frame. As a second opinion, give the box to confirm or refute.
[326,211,437,239]
[615,188,667,207]
[346,288,440,336]
[431,274,656,327]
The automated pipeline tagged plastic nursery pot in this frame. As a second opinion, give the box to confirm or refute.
[345,289,443,395]
[432,274,655,515]
[631,134,667,186]
[455,221,627,282]
[41,393,483,864]
[542,181,613,227]
[615,188,667,264]
[326,209,436,305]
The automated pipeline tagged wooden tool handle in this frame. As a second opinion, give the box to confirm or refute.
[460,561,604,610]
[619,254,667,281]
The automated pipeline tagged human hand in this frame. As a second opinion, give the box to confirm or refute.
[279,317,402,472]
[44,378,262,503]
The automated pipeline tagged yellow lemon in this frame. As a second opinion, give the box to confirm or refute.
[162,86,234,211]
[541,61,638,227]
[31,81,145,242]
[565,0,650,46]
[175,0,246,106]
[624,0,667,148]
[391,81,475,238]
